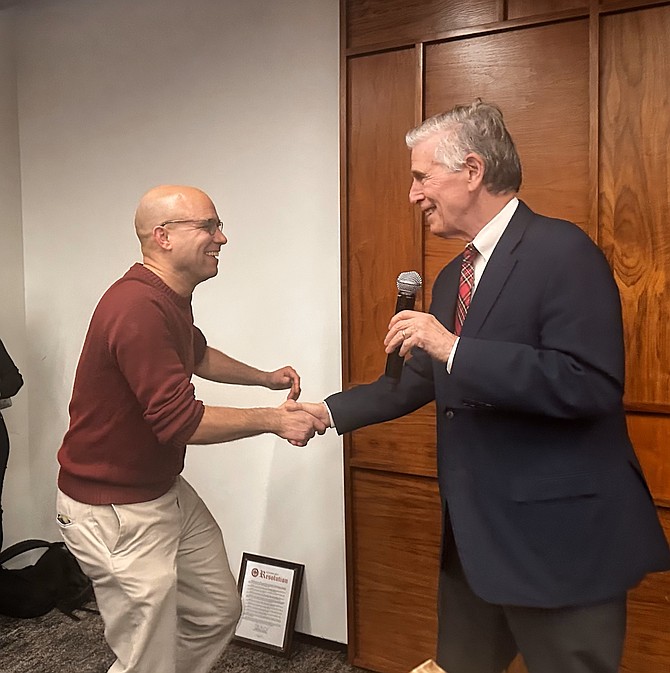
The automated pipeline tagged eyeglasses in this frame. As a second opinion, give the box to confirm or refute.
[159,218,224,236]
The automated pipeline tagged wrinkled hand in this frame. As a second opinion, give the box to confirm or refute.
[384,310,457,362]
[266,366,301,400]
[292,401,332,429]
[275,399,327,447]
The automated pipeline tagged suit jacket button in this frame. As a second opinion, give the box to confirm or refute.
[445,410,454,419]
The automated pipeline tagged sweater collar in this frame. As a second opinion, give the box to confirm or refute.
[128,263,193,309]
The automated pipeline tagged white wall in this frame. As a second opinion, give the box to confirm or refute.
[9,0,344,641]
[0,10,32,549]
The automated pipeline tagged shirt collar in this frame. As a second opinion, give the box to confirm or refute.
[471,197,519,263]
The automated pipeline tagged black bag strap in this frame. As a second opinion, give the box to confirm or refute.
[0,539,53,565]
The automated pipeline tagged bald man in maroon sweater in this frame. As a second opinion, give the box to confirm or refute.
[56,185,324,673]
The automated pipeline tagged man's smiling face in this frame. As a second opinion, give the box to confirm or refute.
[162,193,227,288]
[408,135,472,240]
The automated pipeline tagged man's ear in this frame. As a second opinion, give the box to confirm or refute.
[153,225,172,250]
[463,153,485,189]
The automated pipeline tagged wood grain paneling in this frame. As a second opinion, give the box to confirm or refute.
[425,21,591,237]
[599,0,670,9]
[350,404,437,477]
[350,469,441,673]
[343,3,670,672]
[627,413,670,505]
[346,0,500,51]
[621,509,670,672]
[507,0,587,20]
[347,49,421,385]
[599,5,670,411]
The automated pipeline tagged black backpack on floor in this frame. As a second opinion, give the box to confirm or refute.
[0,539,96,620]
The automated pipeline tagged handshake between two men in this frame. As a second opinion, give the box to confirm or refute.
[250,363,331,448]
[279,306,454,447]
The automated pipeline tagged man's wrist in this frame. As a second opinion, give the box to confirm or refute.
[322,401,335,428]
[445,336,460,373]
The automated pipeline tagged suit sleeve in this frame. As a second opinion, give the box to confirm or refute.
[450,229,625,418]
[326,348,436,434]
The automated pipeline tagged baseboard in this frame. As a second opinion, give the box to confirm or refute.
[294,632,347,653]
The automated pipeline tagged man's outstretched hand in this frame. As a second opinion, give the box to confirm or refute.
[275,399,328,446]
[291,401,332,428]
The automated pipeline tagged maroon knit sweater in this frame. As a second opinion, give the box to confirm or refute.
[58,264,206,504]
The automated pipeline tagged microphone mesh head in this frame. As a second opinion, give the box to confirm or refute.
[397,270,422,295]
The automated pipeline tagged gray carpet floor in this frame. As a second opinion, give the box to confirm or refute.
[0,602,369,673]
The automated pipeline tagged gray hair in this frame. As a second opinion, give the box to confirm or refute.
[406,100,522,194]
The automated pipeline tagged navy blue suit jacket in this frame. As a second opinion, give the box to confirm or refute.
[327,201,670,608]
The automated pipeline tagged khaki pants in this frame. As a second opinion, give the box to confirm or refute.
[57,476,242,673]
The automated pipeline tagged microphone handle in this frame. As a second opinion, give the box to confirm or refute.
[384,292,416,380]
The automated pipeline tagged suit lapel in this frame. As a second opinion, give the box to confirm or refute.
[460,201,534,337]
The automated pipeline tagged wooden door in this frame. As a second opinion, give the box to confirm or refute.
[342,2,670,671]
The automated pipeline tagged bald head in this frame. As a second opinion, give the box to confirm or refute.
[134,185,215,248]
[133,184,226,295]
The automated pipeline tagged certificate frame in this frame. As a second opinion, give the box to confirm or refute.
[233,553,305,657]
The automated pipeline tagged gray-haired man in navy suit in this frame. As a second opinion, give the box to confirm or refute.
[299,101,670,673]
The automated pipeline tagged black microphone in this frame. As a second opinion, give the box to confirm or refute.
[384,270,422,380]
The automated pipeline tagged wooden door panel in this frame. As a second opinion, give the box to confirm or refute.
[599,6,670,411]
[621,509,670,672]
[344,4,670,673]
[627,413,670,505]
[425,21,591,237]
[346,0,499,51]
[350,405,437,477]
[350,469,441,673]
[507,0,587,20]
[347,49,421,385]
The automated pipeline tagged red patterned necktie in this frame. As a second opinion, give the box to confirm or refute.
[454,243,477,336]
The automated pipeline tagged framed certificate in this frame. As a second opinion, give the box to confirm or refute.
[233,553,305,656]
